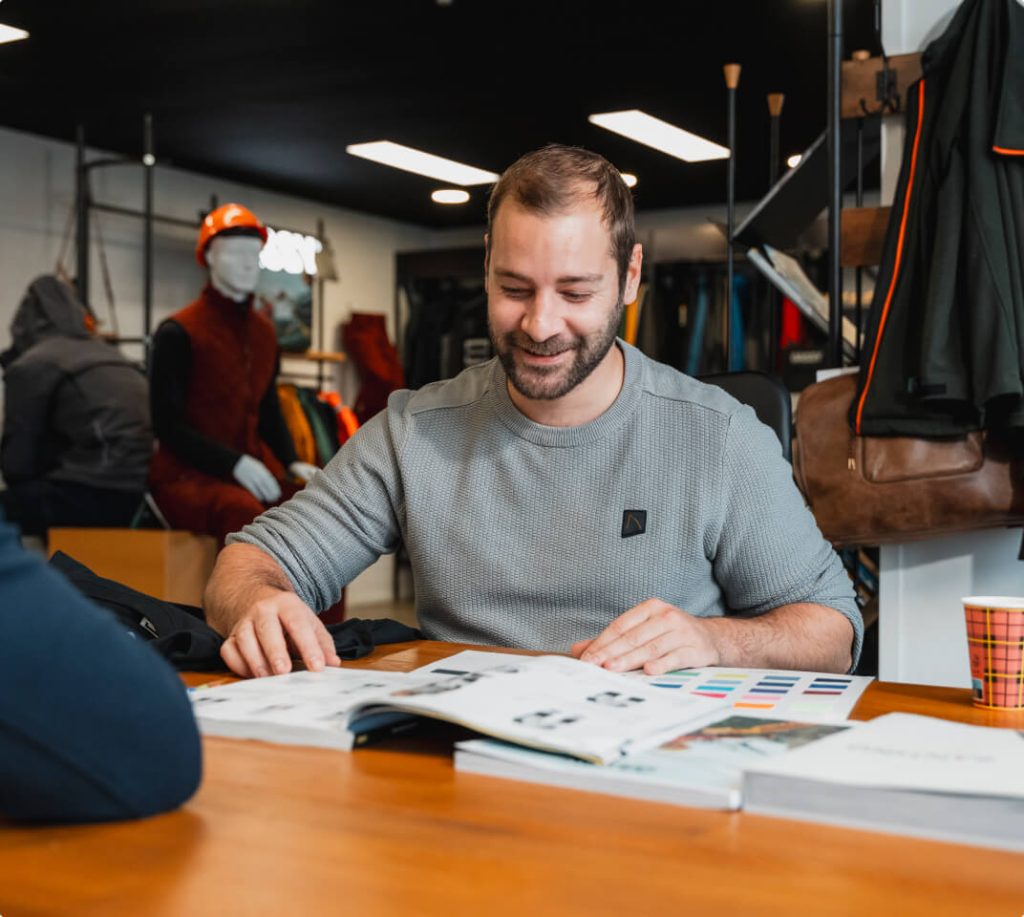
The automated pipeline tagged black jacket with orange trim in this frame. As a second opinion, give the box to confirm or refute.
[852,0,1024,437]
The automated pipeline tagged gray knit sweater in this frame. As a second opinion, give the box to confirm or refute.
[231,341,862,664]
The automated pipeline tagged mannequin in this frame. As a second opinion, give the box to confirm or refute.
[149,203,317,542]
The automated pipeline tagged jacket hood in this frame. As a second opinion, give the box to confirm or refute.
[1,275,92,367]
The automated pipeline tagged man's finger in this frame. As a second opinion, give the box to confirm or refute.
[570,638,593,657]
[219,636,254,678]
[231,621,274,679]
[280,608,327,672]
[314,618,342,667]
[253,610,294,675]
[587,619,677,671]
[578,600,661,661]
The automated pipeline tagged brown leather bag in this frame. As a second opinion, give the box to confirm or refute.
[792,373,1024,546]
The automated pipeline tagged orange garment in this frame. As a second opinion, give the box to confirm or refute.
[317,390,360,447]
[278,383,318,465]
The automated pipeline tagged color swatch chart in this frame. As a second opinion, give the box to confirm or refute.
[638,668,873,722]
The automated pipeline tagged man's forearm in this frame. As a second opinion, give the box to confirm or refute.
[203,543,297,635]
[705,603,855,673]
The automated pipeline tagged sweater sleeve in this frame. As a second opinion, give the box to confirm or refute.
[709,404,864,669]
[0,516,202,823]
[149,321,242,478]
[228,399,406,611]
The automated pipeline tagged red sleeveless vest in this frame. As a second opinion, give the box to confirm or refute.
[150,286,286,487]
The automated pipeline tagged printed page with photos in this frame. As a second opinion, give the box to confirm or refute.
[413,651,873,723]
[192,655,729,763]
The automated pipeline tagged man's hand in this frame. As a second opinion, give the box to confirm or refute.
[218,590,341,678]
[571,599,721,675]
[572,599,855,675]
[205,543,342,678]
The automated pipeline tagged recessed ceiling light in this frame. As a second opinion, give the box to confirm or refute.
[0,23,29,45]
[431,188,470,204]
[347,141,498,186]
[620,172,638,188]
[787,153,803,169]
[589,110,729,163]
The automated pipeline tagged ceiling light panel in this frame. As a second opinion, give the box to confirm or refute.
[431,189,470,204]
[0,23,29,44]
[347,141,498,186]
[589,110,729,163]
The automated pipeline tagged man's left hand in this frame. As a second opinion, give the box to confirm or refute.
[571,599,722,675]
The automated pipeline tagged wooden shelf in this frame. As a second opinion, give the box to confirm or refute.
[281,349,346,363]
[841,206,891,267]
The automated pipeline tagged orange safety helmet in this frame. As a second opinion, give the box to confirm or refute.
[195,203,268,266]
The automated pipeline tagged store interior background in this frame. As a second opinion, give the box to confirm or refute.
[0,0,960,609]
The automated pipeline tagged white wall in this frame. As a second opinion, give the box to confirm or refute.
[879,0,963,201]
[0,124,433,605]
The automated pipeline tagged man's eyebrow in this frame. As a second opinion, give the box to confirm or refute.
[493,268,604,284]
[493,269,531,282]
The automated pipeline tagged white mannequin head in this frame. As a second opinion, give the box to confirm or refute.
[205,234,263,302]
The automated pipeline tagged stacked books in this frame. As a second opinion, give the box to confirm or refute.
[193,649,1024,851]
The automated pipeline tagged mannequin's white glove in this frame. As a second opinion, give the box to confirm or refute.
[288,461,319,483]
[233,454,282,503]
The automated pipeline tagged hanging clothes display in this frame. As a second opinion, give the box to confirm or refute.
[296,387,337,466]
[853,0,1024,436]
[277,383,318,466]
[342,312,405,423]
[318,390,360,448]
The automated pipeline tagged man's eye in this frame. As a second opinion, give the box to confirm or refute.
[502,287,531,299]
[562,291,592,303]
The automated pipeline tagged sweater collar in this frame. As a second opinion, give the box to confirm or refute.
[486,339,644,447]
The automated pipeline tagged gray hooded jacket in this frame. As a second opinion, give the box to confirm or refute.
[1,276,152,492]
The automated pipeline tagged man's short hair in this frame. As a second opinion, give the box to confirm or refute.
[487,144,636,294]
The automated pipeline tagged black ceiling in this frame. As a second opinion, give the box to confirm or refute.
[0,0,879,228]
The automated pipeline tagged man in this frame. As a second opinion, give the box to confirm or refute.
[0,513,201,822]
[205,145,861,678]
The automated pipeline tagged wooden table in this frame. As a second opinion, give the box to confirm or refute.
[2,641,1022,916]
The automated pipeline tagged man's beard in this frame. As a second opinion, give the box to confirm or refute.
[490,299,624,401]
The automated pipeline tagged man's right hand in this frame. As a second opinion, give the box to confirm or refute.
[205,543,342,678]
[217,590,342,678]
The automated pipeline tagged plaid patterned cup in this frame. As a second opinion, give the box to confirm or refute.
[962,597,1024,710]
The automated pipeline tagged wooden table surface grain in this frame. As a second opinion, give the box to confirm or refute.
[2,641,1022,916]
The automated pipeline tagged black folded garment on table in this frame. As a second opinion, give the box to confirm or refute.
[48,550,420,671]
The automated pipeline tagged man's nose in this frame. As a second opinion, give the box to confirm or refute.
[520,290,562,342]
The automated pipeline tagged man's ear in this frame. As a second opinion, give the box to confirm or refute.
[624,242,643,303]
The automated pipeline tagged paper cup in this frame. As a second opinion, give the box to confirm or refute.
[962,597,1024,709]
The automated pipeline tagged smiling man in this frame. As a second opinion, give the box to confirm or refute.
[205,145,861,679]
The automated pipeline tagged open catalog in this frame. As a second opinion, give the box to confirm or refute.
[190,655,728,764]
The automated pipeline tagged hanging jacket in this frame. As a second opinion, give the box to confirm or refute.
[277,383,318,465]
[0,275,151,492]
[852,0,1024,436]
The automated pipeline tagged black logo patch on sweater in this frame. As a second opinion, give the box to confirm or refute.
[621,510,647,538]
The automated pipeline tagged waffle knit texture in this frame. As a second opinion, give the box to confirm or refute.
[231,341,862,667]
